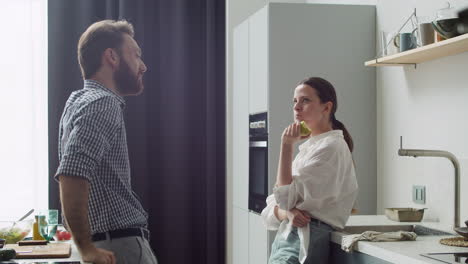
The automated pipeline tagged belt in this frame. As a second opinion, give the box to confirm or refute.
[92,228,150,242]
[310,218,332,229]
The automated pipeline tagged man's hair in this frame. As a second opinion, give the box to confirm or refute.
[77,20,134,79]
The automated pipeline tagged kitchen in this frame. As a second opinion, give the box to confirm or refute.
[1,0,468,263]
[227,0,468,263]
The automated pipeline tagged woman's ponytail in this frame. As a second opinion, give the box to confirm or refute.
[331,117,353,152]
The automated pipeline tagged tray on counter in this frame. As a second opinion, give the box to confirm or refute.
[385,208,425,222]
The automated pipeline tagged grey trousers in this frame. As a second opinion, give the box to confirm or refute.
[94,235,158,264]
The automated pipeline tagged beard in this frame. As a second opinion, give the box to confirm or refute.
[114,58,144,96]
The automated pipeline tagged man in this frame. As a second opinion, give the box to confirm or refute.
[55,20,157,264]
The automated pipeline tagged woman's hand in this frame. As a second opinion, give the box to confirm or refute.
[287,208,311,227]
[281,122,309,146]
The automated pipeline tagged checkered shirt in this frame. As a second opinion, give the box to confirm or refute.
[55,79,148,235]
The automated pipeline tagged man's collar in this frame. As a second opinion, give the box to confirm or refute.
[84,79,125,106]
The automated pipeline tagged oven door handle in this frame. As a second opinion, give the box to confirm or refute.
[249,141,267,147]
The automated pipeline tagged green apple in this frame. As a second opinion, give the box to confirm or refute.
[300,121,311,136]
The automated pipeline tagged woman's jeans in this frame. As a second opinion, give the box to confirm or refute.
[269,219,333,264]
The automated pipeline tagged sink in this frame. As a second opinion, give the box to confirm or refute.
[342,225,453,236]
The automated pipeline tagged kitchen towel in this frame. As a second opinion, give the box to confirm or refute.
[341,231,417,253]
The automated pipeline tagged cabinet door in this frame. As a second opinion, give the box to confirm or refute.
[233,20,249,210]
[233,206,249,264]
[248,6,268,114]
[249,212,269,264]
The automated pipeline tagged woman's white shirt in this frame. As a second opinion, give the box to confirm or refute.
[261,129,358,263]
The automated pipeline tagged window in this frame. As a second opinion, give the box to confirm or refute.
[0,0,48,220]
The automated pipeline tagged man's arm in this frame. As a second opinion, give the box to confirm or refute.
[59,175,116,264]
[59,175,93,251]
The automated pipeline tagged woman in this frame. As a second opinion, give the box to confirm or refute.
[261,77,358,264]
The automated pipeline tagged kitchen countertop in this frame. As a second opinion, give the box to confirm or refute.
[331,215,468,264]
[4,216,465,264]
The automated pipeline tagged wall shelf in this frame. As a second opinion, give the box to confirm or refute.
[365,33,468,67]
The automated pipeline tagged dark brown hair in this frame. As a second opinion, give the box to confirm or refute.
[299,77,354,152]
[77,20,134,79]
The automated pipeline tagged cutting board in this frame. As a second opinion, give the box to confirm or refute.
[4,243,71,259]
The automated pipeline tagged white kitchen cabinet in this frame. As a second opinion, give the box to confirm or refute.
[248,6,268,114]
[232,19,250,211]
[248,212,269,264]
[233,206,249,264]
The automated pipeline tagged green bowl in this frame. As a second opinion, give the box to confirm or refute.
[432,18,462,39]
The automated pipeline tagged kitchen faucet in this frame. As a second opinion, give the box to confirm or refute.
[398,136,460,229]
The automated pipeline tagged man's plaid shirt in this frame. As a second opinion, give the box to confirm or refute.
[55,79,148,234]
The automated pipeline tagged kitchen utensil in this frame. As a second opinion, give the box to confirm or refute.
[433,18,461,39]
[418,23,435,45]
[416,16,435,46]
[385,208,425,222]
[18,240,48,246]
[10,209,34,230]
[432,3,462,39]
[379,31,398,56]
[3,243,71,259]
[454,227,468,240]
[0,220,33,244]
[393,30,418,52]
[380,31,388,56]
[37,210,58,242]
[454,220,468,240]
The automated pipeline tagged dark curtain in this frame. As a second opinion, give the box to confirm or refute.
[48,1,225,263]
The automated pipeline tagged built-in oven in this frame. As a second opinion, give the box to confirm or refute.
[249,112,268,213]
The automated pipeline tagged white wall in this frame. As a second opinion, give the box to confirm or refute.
[376,0,468,229]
